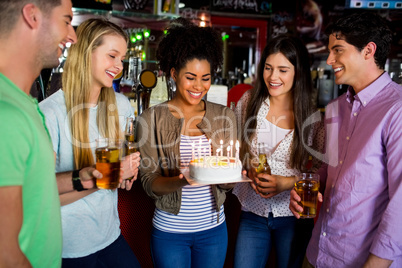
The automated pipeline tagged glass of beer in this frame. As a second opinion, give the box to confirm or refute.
[295,173,320,218]
[95,138,123,189]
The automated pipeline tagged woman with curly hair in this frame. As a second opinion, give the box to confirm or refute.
[136,17,237,268]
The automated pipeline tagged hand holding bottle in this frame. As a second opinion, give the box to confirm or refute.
[252,143,297,198]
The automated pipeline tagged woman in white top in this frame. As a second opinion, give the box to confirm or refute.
[40,19,141,267]
[233,35,324,268]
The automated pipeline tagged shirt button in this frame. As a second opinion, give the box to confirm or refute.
[326,208,329,212]
[340,160,343,164]
[363,101,366,105]
[332,184,335,188]
[354,112,357,116]
[323,232,327,237]
[346,136,350,140]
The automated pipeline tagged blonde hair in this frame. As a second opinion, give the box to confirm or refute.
[63,19,128,169]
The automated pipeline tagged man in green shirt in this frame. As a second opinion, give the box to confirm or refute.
[0,0,76,267]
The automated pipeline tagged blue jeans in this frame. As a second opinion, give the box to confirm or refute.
[62,234,141,268]
[151,222,228,268]
[234,211,300,268]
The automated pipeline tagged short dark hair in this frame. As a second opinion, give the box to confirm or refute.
[0,0,62,38]
[325,12,392,69]
[156,17,223,77]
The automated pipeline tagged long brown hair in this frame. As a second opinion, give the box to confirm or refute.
[241,35,315,171]
[63,19,128,169]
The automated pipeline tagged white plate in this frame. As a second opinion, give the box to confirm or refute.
[180,168,251,186]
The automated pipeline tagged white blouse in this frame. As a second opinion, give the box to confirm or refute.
[233,90,324,218]
[257,118,292,157]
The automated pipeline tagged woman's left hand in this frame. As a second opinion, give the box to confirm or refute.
[119,151,141,191]
[254,174,297,198]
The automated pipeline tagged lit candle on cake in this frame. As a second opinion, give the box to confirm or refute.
[230,140,233,158]
[216,148,220,165]
[235,140,240,161]
[220,140,223,157]
[208,139,212,156]
[227,146,230,164]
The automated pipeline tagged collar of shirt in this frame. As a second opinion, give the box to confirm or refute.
[346,71,391,107]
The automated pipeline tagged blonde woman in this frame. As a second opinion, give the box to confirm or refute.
[40,19,141,267]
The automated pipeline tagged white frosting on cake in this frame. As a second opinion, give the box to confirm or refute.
[189,156,242,181]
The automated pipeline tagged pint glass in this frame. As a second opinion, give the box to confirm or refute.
[95,138,122,189]
[295,173,320,218]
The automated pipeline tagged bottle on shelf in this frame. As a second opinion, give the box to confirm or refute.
[120,46,137,94]
[230,101,236,111]
[128,47,139,84]
[162,0,172,12]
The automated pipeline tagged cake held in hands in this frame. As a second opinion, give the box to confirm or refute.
[189,156,242,182]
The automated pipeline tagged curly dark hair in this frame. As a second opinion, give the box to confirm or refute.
[325,11,392,70]
[156,17,223,77]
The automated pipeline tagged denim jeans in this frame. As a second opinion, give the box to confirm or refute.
[234,211,309,268]
[62,234,141,268]
[151,222,228,268]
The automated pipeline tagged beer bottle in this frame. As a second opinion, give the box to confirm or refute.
[256,143,271,175]
[124,117,137,181]
[255,143,271,195]
[124,117,137,156]
[230,101,236,111]
[162,0,172,12]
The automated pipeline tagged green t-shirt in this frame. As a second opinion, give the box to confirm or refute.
[0,73,62,267]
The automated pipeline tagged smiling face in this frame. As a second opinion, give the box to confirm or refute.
[171,58,211,106]
[91,34,127,90]
[38,0,77,68]
[263,52,295,99]
[326,33,367,89]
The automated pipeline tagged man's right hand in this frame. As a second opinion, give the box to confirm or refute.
[289,188,303,219]
[289,189,323,219]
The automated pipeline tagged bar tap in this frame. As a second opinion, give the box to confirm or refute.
[136,69,157,115]
[166,76,176,100]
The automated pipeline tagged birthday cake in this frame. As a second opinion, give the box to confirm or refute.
[189,156,242,182]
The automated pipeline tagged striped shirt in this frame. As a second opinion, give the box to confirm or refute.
[153,134,225,233]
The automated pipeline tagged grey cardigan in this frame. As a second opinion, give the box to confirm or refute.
[136,100,238,215]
